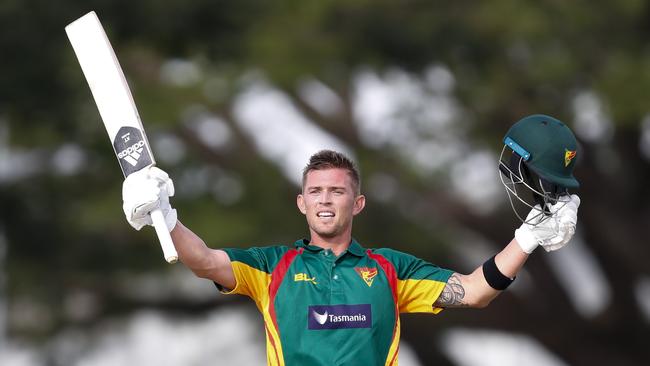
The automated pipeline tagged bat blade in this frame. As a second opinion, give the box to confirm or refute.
[66,11,178,263]
[65,11,154,177]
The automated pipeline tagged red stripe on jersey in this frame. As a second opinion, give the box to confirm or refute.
[267,247,303,362]
[368,250,400,365]
[265,324,280,366]
[368,250,398,304]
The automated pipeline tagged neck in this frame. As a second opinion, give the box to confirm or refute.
[309,232,352,256]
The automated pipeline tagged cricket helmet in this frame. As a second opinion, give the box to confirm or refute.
[498,114,579,224]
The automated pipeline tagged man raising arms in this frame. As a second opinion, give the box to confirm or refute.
[122,114,580,365]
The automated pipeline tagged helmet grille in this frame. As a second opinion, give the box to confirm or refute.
[498,145,570,225]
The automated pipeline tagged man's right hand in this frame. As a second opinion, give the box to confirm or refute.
[122,166,177,232]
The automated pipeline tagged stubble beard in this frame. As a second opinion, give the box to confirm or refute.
[308,216,351,240]
[310,221,338,239]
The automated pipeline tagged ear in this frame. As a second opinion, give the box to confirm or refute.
[352,194,366,216]
[297,194,307,215]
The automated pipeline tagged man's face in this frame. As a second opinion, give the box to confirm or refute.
[297,168,365,241]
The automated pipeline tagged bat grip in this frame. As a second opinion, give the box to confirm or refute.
[150,208,178,263]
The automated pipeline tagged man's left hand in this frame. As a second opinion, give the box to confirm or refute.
[515,194,581,253]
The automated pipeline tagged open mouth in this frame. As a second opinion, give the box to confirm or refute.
[317,211,335,218]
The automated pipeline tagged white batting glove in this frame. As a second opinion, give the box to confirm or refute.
[122,166,177,232]
[514,194,581,253]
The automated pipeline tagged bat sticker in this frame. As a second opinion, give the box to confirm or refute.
[113,126,152,176]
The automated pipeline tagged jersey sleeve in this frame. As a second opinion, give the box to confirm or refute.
[218,246,289,302]
[374,248,454,314]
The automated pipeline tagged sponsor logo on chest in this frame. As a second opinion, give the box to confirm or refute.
[308,304,372,330]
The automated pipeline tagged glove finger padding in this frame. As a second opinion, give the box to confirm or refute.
[123,172,155,230]
[557,194,579,225]
[542,220,575,252]
[542,195,579,252]
[515,194,581,254]
[122,167,176,231]
[148,166,174,197]
[133,182,161,217]
[148,167,177,231]
[540,195,580,252]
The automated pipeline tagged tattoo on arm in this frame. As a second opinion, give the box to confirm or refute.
[434,273,469,308]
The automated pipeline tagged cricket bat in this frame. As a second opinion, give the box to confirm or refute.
[65,11,178,263]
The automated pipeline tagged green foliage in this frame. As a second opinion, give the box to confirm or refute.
[1,1,650,363]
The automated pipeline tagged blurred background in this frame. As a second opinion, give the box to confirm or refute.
[1,1,649,365]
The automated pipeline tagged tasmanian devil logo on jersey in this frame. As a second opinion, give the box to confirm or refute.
[113,126,152,176]
[355,267,378,287]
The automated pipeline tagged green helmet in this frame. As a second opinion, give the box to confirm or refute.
[498,114,580,224]
[503,114,579,188]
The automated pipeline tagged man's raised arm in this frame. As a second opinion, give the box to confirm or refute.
[434,239,527,308]
[171,221,235,289]
[121,167,236,289]
[435,194,580,309]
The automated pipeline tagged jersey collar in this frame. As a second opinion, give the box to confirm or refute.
[294,238,366,257]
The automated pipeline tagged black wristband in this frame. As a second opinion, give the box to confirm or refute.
[482,255,514,290]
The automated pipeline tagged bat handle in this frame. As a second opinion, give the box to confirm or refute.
[150,208,178,263]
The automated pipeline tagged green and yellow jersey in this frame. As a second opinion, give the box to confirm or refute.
[219,239,453,366]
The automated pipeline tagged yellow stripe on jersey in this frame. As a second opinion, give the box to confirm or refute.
[221,261,286,365]
[397,278,448,314]
[222,261,284,366]
[221,261,270,306]
[384,319,401,366]
[264,322,284,366]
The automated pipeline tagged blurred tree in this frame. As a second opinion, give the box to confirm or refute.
[1,0,649,365]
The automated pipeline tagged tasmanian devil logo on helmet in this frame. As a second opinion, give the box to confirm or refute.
[564,149,577,167]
